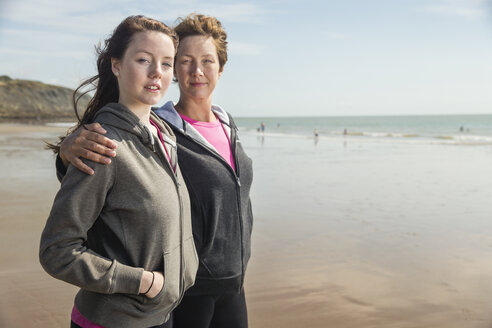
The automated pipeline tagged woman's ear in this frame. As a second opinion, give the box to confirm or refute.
[111,58,121,77]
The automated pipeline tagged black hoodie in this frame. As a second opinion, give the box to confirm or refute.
[154,101,254,295]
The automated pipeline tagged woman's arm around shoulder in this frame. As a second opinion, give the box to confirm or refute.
[58,122,118,176]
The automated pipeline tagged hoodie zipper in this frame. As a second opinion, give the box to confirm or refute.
[230,123,246,291]
[144,125,187,308]
[146,125,179,182]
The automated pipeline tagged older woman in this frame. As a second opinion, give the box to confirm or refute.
[56,14,253,328]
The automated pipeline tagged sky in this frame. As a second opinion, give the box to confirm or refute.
[1,0,492,117]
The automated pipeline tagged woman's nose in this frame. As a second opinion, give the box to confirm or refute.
[191,63,204,76]
[150,63,163,79]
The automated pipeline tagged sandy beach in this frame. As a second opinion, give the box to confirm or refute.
[0,123,78,327]
[244,132,492,328]
[2,122,492,327]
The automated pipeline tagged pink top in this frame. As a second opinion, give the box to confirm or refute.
[179,113,235,171]
[72,306,105,328]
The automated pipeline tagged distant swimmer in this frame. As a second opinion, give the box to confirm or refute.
[314,129,319,137]
[343,128,348,135]
[460,126,464,132]
[260,121,265,133]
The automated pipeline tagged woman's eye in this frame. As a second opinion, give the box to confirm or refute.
[138,58,150,64]
[163,62,173,68]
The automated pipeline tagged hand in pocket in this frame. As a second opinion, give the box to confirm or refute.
[141,271,165,299]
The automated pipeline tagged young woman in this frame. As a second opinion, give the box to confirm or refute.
[40,15,198,328]
[56,14,254,328]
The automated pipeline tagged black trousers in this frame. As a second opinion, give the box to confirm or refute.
[173,288,248,328]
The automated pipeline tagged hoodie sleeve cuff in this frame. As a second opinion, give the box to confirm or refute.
[111,262,145,295]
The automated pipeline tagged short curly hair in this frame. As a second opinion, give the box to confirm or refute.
[174,14,228,70]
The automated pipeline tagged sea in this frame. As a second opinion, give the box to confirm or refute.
[46,113,492,145]
[234,114,492,145]
[233,113,492,327]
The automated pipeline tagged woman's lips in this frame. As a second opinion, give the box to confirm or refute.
[145,84,160,92]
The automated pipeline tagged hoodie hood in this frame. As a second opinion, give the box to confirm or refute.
[154,101,230,132]
[94,102,176,150]
[153,101,232,153]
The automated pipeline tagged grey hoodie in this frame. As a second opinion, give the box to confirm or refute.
[39,103,198,328]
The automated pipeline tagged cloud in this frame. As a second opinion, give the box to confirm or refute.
[0,0,125,36]
[325,31,349,41]
[0,0,269,38]
[151,2,269,24]
[229,41,265,56]
[421,0,489,19]
[0,0,270,88]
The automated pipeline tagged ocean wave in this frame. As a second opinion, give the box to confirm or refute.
[360,132,420,138]
[45,122,76,128]
[239,126,492,146]
[328,130,420,138]
[434,134,492,145]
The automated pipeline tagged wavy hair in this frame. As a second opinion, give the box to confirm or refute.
[174,14,228,70]
[48,15,177,153]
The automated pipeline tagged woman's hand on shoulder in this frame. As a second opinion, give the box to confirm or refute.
[60,123,118,175]
[140,271,164,299]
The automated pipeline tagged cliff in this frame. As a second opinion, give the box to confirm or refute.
[0,75,90,121]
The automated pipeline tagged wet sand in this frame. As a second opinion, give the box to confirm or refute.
[244,133,492,328]
[0,123,77,327]
[2,123,492,327]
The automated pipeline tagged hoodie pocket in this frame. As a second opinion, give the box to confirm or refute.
[144,254,178,308]
[183,236,199,289]
[144,242,185,308]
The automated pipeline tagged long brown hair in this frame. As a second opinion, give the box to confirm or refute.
[48,15,177,153]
